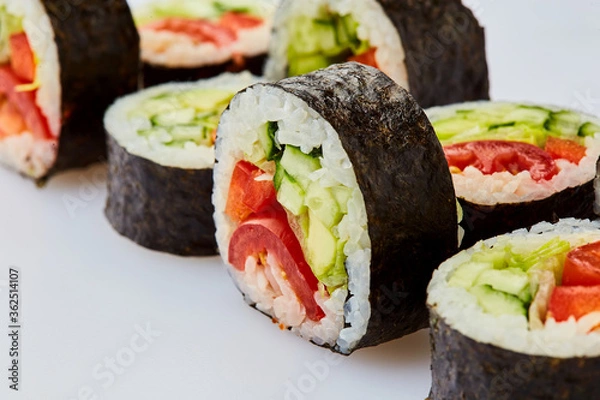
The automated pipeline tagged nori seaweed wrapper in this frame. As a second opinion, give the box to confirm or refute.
[459,180,596,249]
[105,136,218,256]
[268,62,458,350]
[378,0,489,108]
[142,55,266,88]
[429,309,600,400]
[42,0,140,179]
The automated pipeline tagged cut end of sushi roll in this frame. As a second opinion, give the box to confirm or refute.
[214,63,458,353]
[0,1,60,178]
[427,218,600,399]
[105,72,260,256]
[134,0,277,86]
[0,0,139,180]
[427,101,600,247]
[265,0,489,108]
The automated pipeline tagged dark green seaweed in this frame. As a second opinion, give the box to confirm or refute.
[460,180,595,249]
[378,0,489,107]
[42,0,139,179]
[105,136,218,256]
[142,55,266,88]
[261,62,458,352]
[429,309,600,400]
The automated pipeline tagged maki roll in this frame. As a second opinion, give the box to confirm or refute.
[265,0,489,108]
[105,72,259,256]
[428,218,600,399]
[213,63,458,353]
[0,0,139,180]
[427,102,600,248]
[135,0,277,87]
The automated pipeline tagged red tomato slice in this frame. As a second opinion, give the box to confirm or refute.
[225,161,277,223]
[0,66,51,140]
[142,18,236,47]
[443,140,559,181]
[548,285,600,322]
[219,11,263,30]
[9,33,35,83]
[562,241,600,286]
[229,205,325,321]
[348,48,378,69]
[544,136,586,164]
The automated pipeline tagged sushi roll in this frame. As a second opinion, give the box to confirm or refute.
[427,102,600,248]
[213,63,458,353]
[0,0,139,181]
[135,0,277,87]
[105,72,259,256]
[428,218,600,399]
[265,0,489,108]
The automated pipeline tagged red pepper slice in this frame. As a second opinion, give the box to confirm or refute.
[219,11,263,30]
[349,48,378,69]
[548,285,600,322]
[544,136,586,164]
[562,240,600,286]
[9,33,35,83]
[444,140,559,181]
[229,204,325,321]
[225,161,277,223]
[0,66,52,140]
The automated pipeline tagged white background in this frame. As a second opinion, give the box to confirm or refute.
[1,1,600,399]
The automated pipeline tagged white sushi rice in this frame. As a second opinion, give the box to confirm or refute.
[264,0,409,89]
[104,72,259,169]
[137,0,277,68]
[213,84,371,353]
[428,218,600,358]
[427,101,600,206]
[0,0,61,178]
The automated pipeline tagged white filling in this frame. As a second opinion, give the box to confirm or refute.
[104,72,259,169]
[264,0,409,89]
[0,0,61,177]
[428,218,600,358]
[213,84,371,353]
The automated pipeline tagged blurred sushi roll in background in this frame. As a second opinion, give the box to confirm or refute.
[0,0,139,181]
[427,102,600,248]
[213,63,458,354]
[265,0,489,108]
[134,0,278,87]
[104,72,260,256]
[428,218,600,399]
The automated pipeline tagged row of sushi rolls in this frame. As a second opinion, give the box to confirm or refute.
[3,0,600,397]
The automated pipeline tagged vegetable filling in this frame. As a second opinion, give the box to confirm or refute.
[138,2,263,48]
[433,103,600,182]
[0,7,51,141]
[286,8,377,76]
[130,88,236,148]
[449,237,600,333]
[225,121,352,324]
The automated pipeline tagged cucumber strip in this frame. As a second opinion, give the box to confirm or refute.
[578,121,600,137]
